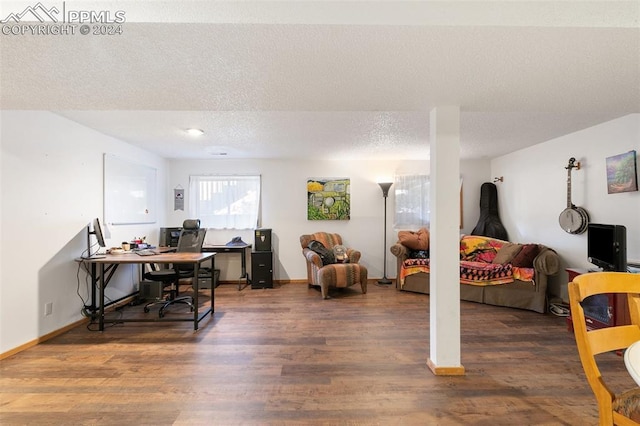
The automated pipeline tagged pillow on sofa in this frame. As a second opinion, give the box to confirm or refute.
[492,243,523,265]
[398,228,430,251]
[511,244,540,268]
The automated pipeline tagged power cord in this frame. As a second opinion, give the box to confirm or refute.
[549,303,570,317]
[77,256,122,331]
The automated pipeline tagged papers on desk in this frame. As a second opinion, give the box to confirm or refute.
[136,249,158,256]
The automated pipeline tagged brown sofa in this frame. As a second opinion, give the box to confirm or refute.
[390,234,560,313]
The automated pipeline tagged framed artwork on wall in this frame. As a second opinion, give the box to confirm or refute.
[606,150,638,194]
[307,178,350,220]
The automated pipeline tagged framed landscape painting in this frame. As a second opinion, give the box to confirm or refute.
[606,150,638,194]
[307,178,350,220]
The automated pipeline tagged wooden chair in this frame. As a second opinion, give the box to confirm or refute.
[569,272,640,425]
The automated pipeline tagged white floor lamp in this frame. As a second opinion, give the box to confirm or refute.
[377,182,393,285]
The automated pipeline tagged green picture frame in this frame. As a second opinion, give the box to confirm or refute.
[307,178,350,220]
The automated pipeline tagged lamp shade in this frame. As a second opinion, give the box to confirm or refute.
[378,182,393,197]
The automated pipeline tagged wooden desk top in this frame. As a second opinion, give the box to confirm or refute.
[79,252,215,264]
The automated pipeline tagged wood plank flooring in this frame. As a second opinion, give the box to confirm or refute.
[1,282,636,425]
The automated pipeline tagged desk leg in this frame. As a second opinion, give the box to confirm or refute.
[90,263,97,312]
[99,263,105,332]
[193,262,200,331]
[238,247,250,291]
[210,257,215,314]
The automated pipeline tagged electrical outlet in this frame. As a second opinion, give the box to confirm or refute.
[44,302,53,316]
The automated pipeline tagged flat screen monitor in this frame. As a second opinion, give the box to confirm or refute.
[587,223,627,272]
[93,217,107,248]
[84,217,107,258]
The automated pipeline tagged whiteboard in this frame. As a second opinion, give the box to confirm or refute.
[104,154,157,225]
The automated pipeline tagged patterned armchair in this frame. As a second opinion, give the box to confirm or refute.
[300,232,368,299]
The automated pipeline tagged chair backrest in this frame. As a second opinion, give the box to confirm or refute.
[300,232,343,250]
[177,219,206,253]
[568,272,640,424]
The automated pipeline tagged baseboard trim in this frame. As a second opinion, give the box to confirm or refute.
[0,294,138,360]
[1,280,389,359]
[1,317,89,360]
[427,358,465,376]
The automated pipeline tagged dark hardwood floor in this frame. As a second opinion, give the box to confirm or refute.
[1,281,635,425]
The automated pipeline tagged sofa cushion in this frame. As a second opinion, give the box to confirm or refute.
[398,228,430,251]
[511,244,540,268]
[492,243,524,264]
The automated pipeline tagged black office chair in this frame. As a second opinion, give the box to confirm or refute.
[143,219,207,318]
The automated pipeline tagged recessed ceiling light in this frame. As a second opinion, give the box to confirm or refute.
[185,128,204,136]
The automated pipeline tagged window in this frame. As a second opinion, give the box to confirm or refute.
[189,175,261,229]
[393,174,430,230]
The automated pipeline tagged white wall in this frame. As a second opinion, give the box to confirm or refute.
[168,158,489,282]
[0,110,491,355]
[8,111,636,354]
[3,110,635,355]
[492,114,640,301]
[0,111,167,353]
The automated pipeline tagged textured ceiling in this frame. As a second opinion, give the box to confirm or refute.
[1,1,638,160]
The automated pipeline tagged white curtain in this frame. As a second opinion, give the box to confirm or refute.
[393,174,430,230]
[189,175,261,229]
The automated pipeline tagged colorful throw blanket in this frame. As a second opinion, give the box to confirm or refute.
[513,266,535,283]
[400,258,430,286]
[459,261,513,285]
[460,235,506,263]
[400,258,517,287]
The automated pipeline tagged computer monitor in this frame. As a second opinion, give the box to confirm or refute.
[85,217,107,258]
[93,218,106,248]
[587,223,627,272]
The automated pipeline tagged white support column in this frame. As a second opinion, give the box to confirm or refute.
[428,106,464,376]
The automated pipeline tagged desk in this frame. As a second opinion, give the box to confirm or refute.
[79,252,215,331]
[625,341,640,386]
[202,244,251,290]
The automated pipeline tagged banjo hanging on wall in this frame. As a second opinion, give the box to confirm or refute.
[559,157,589,234]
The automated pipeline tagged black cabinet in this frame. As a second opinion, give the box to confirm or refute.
[251,251,273,289]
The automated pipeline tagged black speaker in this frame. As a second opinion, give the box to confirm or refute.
[254,228,272,252]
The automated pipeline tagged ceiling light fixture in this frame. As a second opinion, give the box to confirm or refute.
[185,128,204,137]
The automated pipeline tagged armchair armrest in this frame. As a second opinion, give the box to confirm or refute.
[533,246,560,276]
[390,243,410,262]
[303,248,323,268]
[346,248,361,264]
